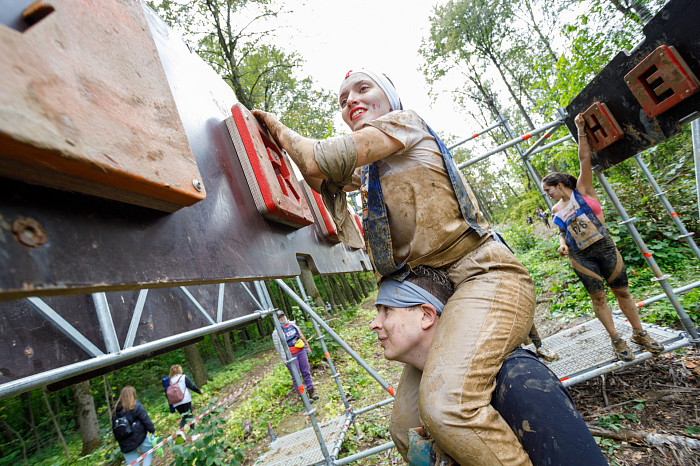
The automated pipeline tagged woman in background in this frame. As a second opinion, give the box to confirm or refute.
[113,386,155,465]
[542,114,664,361]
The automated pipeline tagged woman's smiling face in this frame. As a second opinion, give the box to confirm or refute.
[338,73,392,132]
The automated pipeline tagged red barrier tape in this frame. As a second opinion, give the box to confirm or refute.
[127,366,274,465]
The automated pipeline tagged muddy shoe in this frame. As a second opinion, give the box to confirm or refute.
[308,388,319,402]
[536,345,560,362]
[631,330,664,354]
[612,337,635,361]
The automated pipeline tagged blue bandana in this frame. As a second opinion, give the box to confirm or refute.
[376,279,445,315]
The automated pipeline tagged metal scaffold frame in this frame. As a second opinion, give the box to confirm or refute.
[450,110,699,347]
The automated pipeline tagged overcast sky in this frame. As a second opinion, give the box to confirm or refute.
[275,0,479,140]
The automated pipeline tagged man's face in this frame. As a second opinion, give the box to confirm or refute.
[369,305,423,363]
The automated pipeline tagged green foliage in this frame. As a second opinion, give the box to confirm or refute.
[168,407,231,465]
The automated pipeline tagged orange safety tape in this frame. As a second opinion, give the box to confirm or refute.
[544,133,551,138]
[324,352,330,359]
[387,386,395,396]
[472,133,479,138]
[559,376,569,382]
[522,134,531,141]
[670,211,679,218]
[643,251,653,258]
[636,301,645,308]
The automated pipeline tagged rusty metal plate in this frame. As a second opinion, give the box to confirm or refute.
[625,45,700,118]
[0,0,205,212]
[565,0,700,168]
[0,2,371,301]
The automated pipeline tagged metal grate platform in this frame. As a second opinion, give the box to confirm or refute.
[526,315,690,385]
[256,415,349,466]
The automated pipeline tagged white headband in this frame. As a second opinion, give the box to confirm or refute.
[343,69,403,111]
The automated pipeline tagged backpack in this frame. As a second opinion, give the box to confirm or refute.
[166,375,185,404]
[112,413,133,441]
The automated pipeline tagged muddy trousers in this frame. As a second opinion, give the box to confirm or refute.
[492,349,607,465]
[391,240,535,465]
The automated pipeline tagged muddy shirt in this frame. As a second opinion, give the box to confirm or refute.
[350,110,489,271]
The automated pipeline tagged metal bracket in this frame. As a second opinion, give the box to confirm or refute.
[651,274,672,282]
[679,232,695,238]
[619,217,639,225]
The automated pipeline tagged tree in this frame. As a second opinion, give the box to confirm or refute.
[184,343,209,387]
[72,381,100,455]
[148,0,337,137]
[423,0,535,129]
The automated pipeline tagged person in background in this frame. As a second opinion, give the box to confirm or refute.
[537,206,551,228]
[272,310,319,401]
[526,214,533,225]
[161,376,176,414]
[169,364,203,437]
[542,113,664,361]
[113,386,155,466]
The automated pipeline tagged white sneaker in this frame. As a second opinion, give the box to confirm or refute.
[191,434,201,441]
[177,431,187,442]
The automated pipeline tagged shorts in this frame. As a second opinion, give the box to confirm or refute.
[568,235,628,293]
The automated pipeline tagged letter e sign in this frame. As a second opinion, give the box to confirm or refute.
[625,45,699,118]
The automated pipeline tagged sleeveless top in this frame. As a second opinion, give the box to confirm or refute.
[553,189,607,252]
[359,110,489,280]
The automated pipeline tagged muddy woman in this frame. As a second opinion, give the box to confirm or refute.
[542,113,663,362]
[254,69,535,465]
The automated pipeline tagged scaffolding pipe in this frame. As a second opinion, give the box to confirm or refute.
[295,275,358,436]
[334,441,396,465]
[269,297,331,463]
[562,337,690,387]
[124,289,148,349]
[693,118,700,221]
[499,114,555,210]
[457,119,563,169]
[275,279,395,397]
[27,298,104,357]
[529,135,574,156]
[595,170,699,345]
[0,307,274,399]
[93,293,120,354]
[447,120,503,151]
[353,397,395,416]
[636,279,700,307]
[634,154,700,262]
